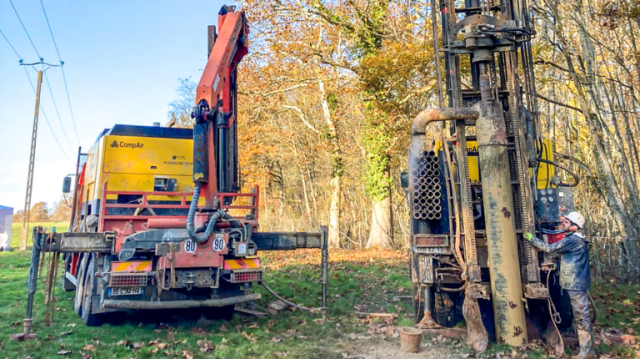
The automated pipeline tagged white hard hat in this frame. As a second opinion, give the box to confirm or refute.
[565,212,585,229]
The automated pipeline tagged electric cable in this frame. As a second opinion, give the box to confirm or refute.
[40,0,80,145]
[42,70,75,153]
[11,0,76,157]
[0,28,22,59]
[23,67,74,165]
[9,0,43,60]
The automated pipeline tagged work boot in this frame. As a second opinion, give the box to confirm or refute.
[576,329,595,358]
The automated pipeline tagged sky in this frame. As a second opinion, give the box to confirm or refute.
[0,0,234,211]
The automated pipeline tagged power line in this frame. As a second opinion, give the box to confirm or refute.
[42,69,75,153]
[9,0,43,61]
[23,67,74,165]
[39,0,80,145]
[38,0,61,60]
[10,0,76,154]
[0,28,22,59]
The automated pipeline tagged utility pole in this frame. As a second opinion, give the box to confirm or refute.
[20,70,43,251]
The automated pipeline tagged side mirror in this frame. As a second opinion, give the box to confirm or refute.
[400,171,409,189]
[62,176,72,194]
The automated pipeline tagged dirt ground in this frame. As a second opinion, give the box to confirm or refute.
[337,335,472,359]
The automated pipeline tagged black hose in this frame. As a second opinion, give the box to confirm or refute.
[186,183,222,243]
[536,158,580,187]
[554,152,593,176]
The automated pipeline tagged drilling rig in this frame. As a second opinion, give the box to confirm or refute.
[407,0,581,351]
[11,6,328,337]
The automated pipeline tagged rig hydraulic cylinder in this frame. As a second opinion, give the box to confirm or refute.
[475,100,528,346]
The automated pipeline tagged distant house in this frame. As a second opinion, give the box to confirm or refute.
[0,205,13,250]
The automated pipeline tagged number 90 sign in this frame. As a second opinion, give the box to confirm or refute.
[212,235,226,252]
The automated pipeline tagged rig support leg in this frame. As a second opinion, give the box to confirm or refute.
[417,285,439,328]
[10,227,43,340]
[476,100,528,346]
[320,225,328,320]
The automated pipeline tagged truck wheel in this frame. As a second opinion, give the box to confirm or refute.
[74,254,87,315]
[81,257,104,326]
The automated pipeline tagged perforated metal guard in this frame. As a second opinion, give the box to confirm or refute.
[230,270,263,283]
[110,273,148,287]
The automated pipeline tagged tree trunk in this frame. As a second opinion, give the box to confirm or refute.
[367,193,392,248]
[328,175,342,247]
[319,81,343,248]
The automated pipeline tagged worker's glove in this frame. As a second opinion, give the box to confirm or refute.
[524,232,534,241]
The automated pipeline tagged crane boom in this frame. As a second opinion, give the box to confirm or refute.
[192,6,248,205]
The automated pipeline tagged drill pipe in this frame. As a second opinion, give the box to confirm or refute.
[412,107,480,135]
[475,100,527,346]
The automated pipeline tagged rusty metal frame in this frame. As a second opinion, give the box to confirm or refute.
[98,182,260,232]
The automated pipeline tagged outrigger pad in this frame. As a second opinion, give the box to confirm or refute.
[462,289,488,352]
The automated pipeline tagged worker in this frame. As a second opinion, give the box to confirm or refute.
[524,212,594,358]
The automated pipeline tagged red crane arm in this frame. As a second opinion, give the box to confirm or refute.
[196,6,248,123]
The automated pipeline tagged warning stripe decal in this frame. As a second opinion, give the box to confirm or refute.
[223,258,260,270]
[111,261,152,272]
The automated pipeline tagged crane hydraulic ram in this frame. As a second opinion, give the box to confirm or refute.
[406,0,580,352]
[12,6,328,339]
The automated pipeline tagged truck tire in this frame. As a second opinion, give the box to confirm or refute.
[81,257,104,326]
[74,254,87,315]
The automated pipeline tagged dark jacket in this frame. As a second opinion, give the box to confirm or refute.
[530,232,591,291]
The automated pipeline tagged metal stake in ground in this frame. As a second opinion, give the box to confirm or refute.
[10,227,44,340]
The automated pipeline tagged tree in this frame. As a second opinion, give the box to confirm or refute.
[244,0,438,248]
[167,77,197,128]
[12,210,24,222]
[29,201,49,222]
[50,197,71,222]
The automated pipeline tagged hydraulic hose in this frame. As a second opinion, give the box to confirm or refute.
[186,183,223,243]
[536,158,580,187]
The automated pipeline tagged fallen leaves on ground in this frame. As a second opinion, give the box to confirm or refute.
[262,248,407,270]
[242,331,257,342]
[197,339,214,352]
[82,344,96,352]
[116,340,131,347]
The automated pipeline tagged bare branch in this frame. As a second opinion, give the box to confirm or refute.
[282,105,320,133]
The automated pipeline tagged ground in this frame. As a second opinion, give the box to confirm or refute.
[0,223,639,358]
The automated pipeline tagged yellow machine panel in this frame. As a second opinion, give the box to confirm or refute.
[436,139,555,189]
[82,126,196,203]
[102,135,192,176]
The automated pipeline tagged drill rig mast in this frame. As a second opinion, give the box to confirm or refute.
[408,0,577,350]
